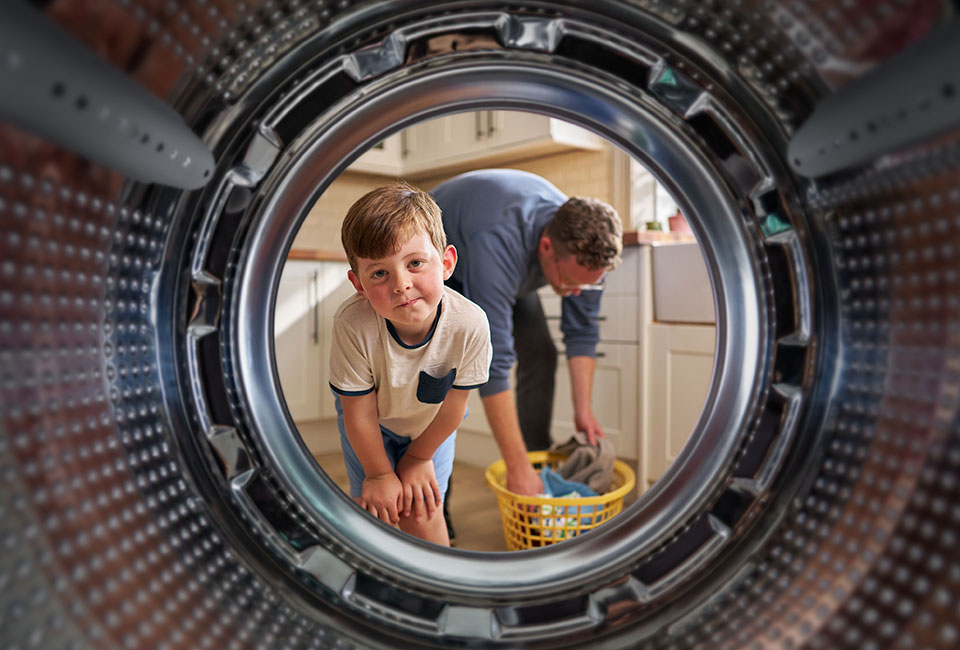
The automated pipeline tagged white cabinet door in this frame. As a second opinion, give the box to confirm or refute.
[403,111,605,175]
[487,111,603,153]
[348,133,405,175]
[316,261,355,419]
[550,342,638,460]
[275,260,323,422]
[403,113,489,172]
[645,323,716,486]
[485,110,551,148]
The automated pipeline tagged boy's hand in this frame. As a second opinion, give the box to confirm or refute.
[396,453,442,522]
[360,472,403,525]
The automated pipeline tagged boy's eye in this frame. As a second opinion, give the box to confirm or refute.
[409,260,424,269]
[371,270,386,279]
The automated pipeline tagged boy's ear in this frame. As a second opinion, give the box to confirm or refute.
[347,269,366,297]
[441,244,457,281]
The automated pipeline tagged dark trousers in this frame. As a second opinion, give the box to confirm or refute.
[511,291,557,450]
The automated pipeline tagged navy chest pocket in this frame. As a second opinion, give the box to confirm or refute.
[417,368,457,404]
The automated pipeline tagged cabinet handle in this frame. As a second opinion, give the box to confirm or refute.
[596,352,606,358]
[400,130,409,158]
[545,315,607,321]
[475,112,483,140]
[487,110,495,137]
[312,270,319,345]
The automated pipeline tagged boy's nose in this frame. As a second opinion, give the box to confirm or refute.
[393,273,412,292]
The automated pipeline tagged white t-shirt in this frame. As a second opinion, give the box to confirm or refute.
[329,286,492,439]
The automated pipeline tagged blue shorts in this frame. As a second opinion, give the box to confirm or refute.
[333,393,457,500]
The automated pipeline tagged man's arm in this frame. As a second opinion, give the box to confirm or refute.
[481,390,544,496]
[398,388,471,521]
[568,355,603,445]
[339,392,402,525]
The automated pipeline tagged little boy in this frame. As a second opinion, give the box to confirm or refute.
[329,181,492,546]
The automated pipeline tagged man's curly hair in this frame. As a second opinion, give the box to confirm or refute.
[545,196,623,271]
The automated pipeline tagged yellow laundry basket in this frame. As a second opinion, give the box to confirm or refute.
[484,451,636,550]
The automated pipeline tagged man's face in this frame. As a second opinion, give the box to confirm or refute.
[543,242,606,297]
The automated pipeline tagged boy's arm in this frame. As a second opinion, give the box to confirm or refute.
[396,388,471,521]
[339,392,402,525]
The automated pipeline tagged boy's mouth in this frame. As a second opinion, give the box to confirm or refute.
[398,297,420,308]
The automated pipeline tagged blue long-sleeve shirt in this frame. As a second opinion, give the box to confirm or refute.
[432,169,602,397]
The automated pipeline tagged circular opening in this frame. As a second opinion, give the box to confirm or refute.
[225,53,775,603]
[273,111,718,552]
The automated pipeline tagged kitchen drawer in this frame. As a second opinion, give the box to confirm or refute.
[539,292,638,343]
[603,247,640,295]
[598,295,638,342]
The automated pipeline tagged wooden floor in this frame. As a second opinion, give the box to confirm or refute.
[313,451,508,552]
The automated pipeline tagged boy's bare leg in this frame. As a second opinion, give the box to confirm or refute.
[354,496,450,546]
[399,510,450,546]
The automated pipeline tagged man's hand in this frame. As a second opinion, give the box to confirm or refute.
[506,460,544,496]
[396,453,442,522]
[574,411,605,446]
[360,472,403,525]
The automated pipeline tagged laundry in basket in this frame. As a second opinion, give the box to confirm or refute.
[534,467,604,539]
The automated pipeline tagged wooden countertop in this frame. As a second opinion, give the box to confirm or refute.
[622,230,697,246]
[287,248,348,262]
[288,232,695,261]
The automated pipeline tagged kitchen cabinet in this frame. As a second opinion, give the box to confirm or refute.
[275,258,354,423]
[402,113,490,171]
[403,111,604,175]
[346,111,606,177]
[644,322,716,486]
[486,111,603,155]
[315,261,355,419]
[348,133,405,175]
[275,260,323,422]
[549,341,638,459]
[535,248,642,460]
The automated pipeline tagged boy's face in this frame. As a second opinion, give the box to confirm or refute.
[347,232,456,340]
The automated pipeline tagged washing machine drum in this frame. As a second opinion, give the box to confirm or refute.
[2,1,960,648]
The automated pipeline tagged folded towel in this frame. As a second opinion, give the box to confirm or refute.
[550,431,615,494]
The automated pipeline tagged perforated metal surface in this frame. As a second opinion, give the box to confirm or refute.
[2,1,960,649]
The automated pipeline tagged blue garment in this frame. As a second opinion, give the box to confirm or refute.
[432,169,602,397]
[333,393,457,499]
[539,467,602,528]
[540,466,597,498]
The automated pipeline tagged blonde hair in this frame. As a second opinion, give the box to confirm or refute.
[341,181,446,272]
[546,196,623,270]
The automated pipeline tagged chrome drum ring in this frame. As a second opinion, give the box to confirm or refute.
[2,1,959,649]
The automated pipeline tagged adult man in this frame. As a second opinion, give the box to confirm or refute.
[432,169,623,496]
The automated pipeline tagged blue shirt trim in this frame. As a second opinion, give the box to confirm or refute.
[452,383,486,390]
[386,299,443,349]
[329,383,375,397]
